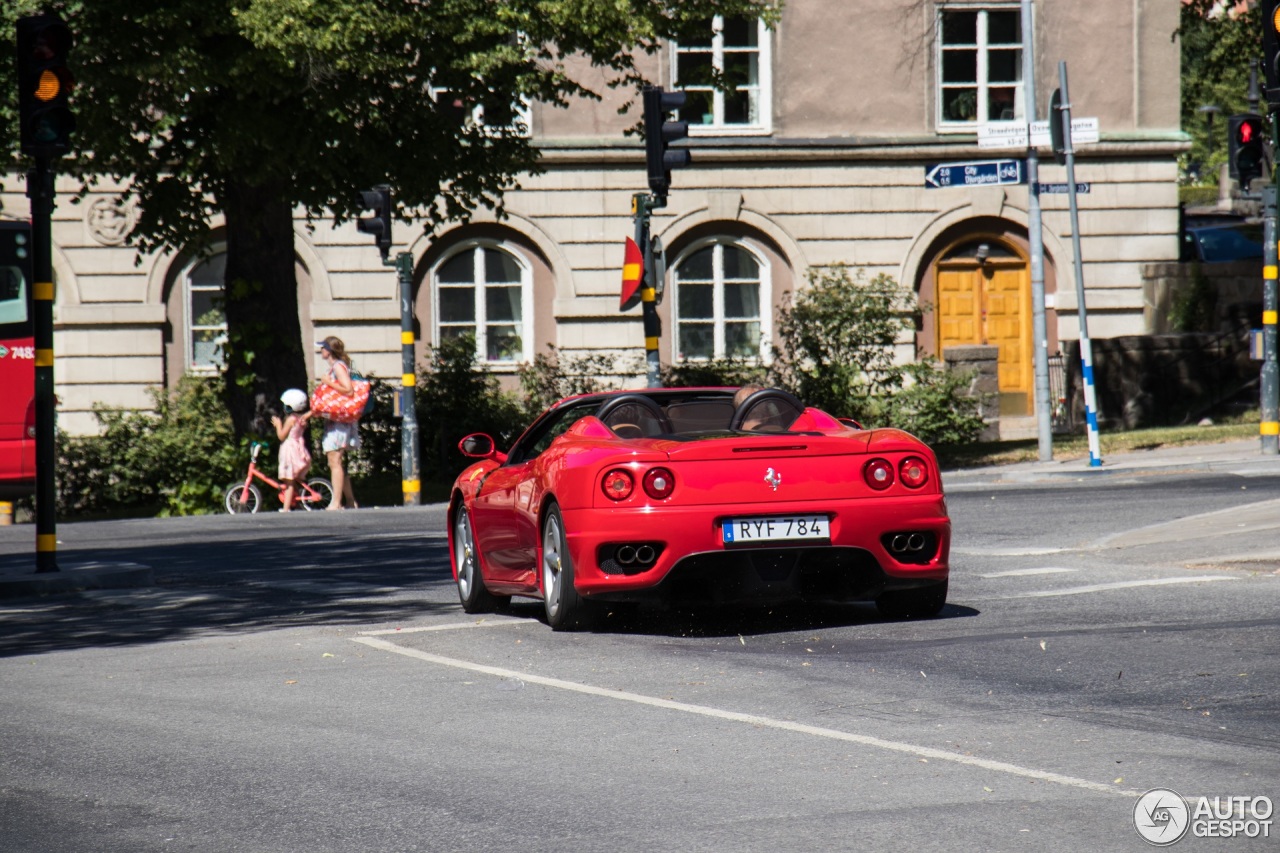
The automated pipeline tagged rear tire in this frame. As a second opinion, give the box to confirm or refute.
[875,580,948,620]
[224,482,262,514]
[541,504,592,630]
[454,505,499,613]
[300,478,334,510]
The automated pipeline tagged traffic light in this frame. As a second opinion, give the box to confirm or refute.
[642,86,692,200]
[356,186,392,260]
[1264,1,1280,108]
[1228,113,1266,186]
[15,13,75,158]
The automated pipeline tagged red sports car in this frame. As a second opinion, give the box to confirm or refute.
[448,387,950,630]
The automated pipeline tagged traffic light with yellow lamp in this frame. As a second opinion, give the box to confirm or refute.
[16,13,75,158]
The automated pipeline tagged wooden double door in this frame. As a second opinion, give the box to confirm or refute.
[936,255,1032,416]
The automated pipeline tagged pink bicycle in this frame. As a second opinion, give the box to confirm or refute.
[223,441,333,513]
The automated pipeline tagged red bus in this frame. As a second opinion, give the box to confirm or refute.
[0,221,35,500]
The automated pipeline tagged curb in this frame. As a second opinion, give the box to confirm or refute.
[943,453,1280,488]
[0,561,154,600]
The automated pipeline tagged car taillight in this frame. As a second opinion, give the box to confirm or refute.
[602,468,634,501]
[863,458,894,491]
[899,456,929,489]
[642,467,675,500]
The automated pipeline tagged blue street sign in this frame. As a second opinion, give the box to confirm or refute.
[1037,182,1091,194]
[924,159,1025,189]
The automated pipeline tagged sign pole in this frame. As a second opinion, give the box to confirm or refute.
[1057,61,1102,467]
[1022,0,1053,462]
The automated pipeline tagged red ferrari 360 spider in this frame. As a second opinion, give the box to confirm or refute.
[448,387,950,630]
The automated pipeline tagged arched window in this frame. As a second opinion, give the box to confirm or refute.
[672,240,769,362]
[434,242,531,364]
[182,251,226,374]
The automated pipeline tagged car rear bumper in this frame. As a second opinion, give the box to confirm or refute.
[562,495,949,601]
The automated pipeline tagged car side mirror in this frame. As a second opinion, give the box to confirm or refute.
[459,433,498,458]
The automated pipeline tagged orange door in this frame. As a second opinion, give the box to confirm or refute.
[936,260,1032,415]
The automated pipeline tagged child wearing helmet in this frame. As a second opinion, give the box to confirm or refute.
[271,388,312,512]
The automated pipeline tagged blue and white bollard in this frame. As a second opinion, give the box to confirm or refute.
[1080,337,1102,466]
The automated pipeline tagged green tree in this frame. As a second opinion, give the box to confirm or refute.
[0,0,780,434]
[1179,0,1260,187]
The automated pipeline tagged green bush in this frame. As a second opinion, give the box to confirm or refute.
[518,345,633,418]
[660,357,768,389]
[57,375,241,518]
[416,335,526,484]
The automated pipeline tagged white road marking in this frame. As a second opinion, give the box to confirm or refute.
[952,546,1071,556]
[361,618,533,636]
[353,634,1141,799]
[978,568,1078,579]
[979,575,1237,600]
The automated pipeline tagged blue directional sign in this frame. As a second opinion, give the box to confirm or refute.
[924,159,1025,189]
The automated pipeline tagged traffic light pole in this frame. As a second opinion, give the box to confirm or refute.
[1262,182,1279,455]
[633,193,663,388]
[27,157,57,572]
[394,251,421,504]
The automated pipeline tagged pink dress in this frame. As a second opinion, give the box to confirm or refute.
[278,415,311,481]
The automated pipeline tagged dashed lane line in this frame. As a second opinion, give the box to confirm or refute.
[352,633,1141,799]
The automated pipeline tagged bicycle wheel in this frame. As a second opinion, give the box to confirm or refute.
[300,478,334,511]
[224,482,262,514]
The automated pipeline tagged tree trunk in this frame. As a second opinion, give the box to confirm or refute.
[220,179,308,437]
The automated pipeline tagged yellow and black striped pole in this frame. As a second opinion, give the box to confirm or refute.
[1262,182,1278,454]
[28,159,58,571]
[396,252,421,504]
[632,193,662,388]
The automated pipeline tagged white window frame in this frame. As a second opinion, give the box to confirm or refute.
[433,240,533,367]
[670,238,772,364]
[672,16,773,137]
[181,248,227,375]
[936,4,1024,132]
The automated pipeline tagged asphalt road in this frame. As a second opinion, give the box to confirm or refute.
[1,473,1277,852]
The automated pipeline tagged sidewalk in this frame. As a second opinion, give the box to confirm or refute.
[942,437,1280,488]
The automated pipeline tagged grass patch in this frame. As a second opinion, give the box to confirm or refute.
[937,417,1260,469]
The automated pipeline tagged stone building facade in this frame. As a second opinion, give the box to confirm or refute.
[3,0,1184,436]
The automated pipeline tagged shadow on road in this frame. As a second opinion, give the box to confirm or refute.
[0,531,455,659]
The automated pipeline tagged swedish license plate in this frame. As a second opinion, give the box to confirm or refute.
[722,515,830,544]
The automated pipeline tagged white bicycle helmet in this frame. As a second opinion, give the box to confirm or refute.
[280,388,308,413]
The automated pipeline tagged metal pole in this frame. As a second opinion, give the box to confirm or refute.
[1022,0,1052,461]
[396,251,422,503]
[1261,182,1278,454]
[633,193,662,388]
[27,159,57,572]
[1057,61,1102,467]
